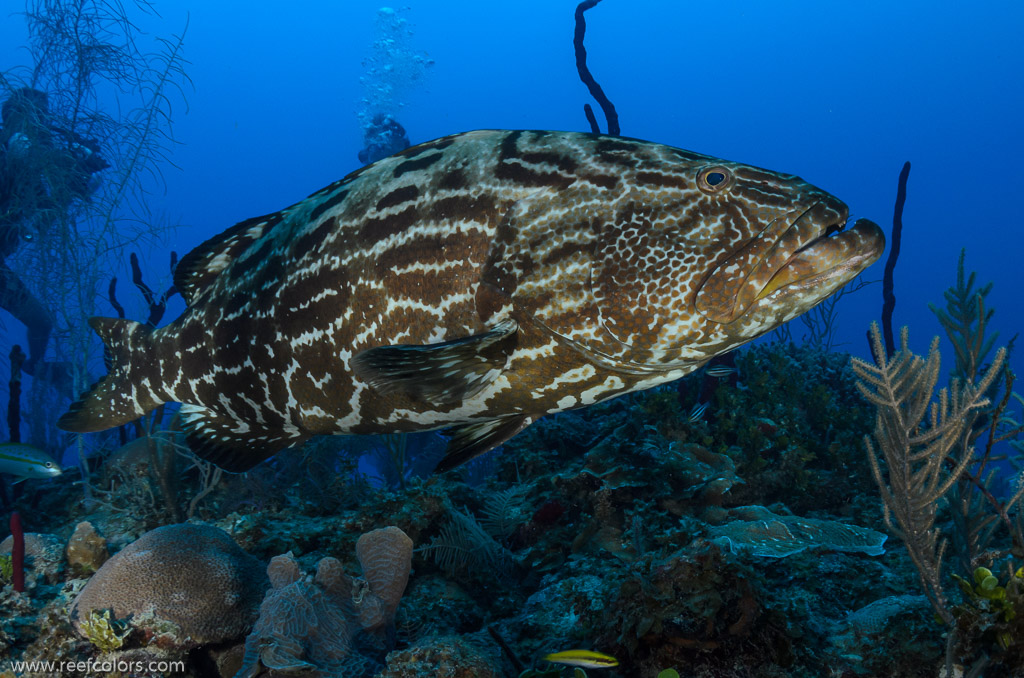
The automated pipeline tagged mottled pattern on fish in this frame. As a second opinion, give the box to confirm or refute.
[58,130,884,471]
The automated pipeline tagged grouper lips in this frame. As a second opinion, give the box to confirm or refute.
[695,200,885,324]
[752,217,885,302]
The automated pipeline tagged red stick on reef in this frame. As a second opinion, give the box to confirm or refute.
[10,511,24,593]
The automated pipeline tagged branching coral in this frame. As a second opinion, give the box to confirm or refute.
[853,323,1003,624]
[1,0,190,467]
[422,504,513,577]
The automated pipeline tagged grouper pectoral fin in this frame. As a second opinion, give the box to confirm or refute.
[179,404,308,473]
[434,414,534,473]
[351,318,519,407]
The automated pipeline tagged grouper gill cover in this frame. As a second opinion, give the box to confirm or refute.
[56,130,885,472]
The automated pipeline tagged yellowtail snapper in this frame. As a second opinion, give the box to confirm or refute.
[0,443,62,480]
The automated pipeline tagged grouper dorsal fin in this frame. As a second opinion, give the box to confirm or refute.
[174,213,280,305]
[351,318,519,407]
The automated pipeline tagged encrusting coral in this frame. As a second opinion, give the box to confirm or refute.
[65,521,109,576]
[711,505,887,558]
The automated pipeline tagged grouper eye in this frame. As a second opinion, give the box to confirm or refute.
[698,166,732,193]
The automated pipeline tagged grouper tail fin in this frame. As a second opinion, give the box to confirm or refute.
[57,317,166,433]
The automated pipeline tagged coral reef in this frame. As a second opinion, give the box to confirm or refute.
[0,532,64,587]
[0,3,1016,678]
[70,523,267,651]
[0,255,1016,677]
[64,520,109,576]
[376,635,500,678]
[236,526,414,678]
[711,505,887,558]
[0,334,973,677]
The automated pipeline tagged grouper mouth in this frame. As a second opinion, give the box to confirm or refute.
[695,201,886,324]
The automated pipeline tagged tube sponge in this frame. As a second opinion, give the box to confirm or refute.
[356,526,414,632]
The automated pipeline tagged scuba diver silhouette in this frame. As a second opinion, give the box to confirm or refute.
[0,87,109,394]
[358,114,410,165]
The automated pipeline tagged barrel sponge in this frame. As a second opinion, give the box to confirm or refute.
[355,526,413,630]
[70,523,268,647]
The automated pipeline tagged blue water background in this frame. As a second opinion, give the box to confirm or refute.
[0,0,1021,446]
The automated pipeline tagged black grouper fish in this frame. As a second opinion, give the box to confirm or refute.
[58,130,884,472]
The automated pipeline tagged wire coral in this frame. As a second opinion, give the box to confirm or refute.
[881,161,911,357]
[573,0,620,135]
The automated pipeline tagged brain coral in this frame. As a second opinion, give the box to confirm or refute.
[70,523,268,648]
